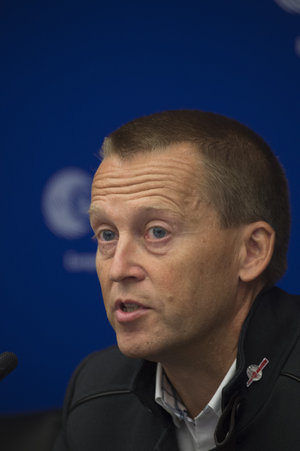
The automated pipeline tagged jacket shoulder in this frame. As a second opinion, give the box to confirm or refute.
[54,347,177,451]
[66,346,144,409]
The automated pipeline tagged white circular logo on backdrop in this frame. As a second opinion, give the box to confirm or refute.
[42,167,92,239]
[274,0,300,13]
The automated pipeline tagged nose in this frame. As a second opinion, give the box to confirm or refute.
[109,235,146,283]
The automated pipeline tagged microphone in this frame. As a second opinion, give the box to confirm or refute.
[0,352,18,381]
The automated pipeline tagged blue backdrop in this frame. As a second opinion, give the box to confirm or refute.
[1,0,299,413]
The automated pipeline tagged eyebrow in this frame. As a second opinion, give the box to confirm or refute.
[89,205,184,220]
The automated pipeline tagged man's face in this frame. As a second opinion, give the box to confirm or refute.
[90,145,245,363]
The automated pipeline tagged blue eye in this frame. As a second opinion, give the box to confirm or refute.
[148,227,168,239]
[99,230,116,242]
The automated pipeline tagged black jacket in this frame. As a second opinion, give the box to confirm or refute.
[53,287,300,451]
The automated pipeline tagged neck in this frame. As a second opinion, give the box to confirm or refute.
[160,281,263,418]
[161,334,238,418]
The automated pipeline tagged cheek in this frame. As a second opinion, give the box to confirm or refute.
[154,255,203,306]
[169,245,207,282]
[95,248,109,275]
[158,244,227,305]
[95,257,110,296]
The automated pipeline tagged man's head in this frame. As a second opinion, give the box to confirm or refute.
[89,110,290,362]
[101,110,290,287]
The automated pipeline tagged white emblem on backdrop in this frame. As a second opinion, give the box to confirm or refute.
[63,250,96,272]
[274,0,300,14]
[42,167,96,272]
[42,167,92,239]
[274,0,300,58]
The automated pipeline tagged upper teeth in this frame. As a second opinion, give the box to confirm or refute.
[122,304,139,312]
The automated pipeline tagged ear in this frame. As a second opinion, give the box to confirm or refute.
[238,221,275,283]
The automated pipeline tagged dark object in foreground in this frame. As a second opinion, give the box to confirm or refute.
[0,409,62,451]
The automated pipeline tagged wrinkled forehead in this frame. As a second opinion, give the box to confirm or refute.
[92,144,206,197]
[90,145,210,220]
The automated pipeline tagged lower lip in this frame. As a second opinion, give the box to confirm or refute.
[115,307,150,324]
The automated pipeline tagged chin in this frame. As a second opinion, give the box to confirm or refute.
[116,337,162,362]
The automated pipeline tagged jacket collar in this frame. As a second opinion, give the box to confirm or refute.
[215,287,300,448]
[132,287,300,449]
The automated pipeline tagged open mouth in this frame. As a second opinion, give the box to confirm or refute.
[115,300,149,323]
[121,303,141,313]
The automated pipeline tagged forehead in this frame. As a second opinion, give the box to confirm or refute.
[91,145,206,213]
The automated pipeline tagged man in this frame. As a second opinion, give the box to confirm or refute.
[53,110,300,450]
